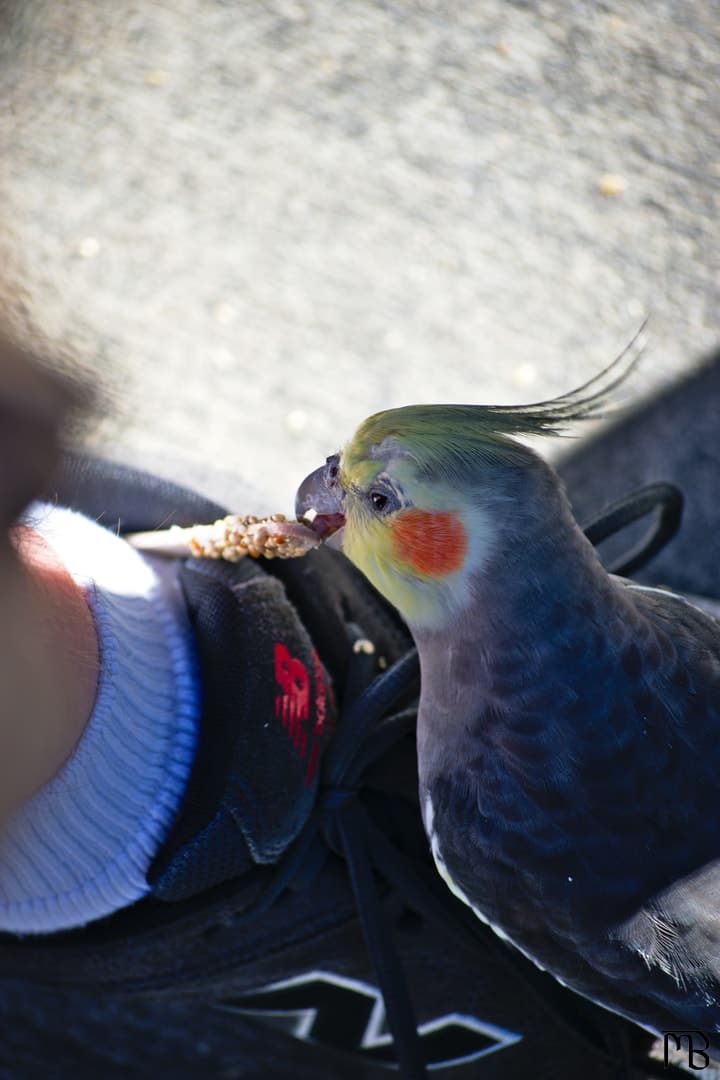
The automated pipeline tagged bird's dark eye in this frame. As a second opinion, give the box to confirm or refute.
[370,490,389,512]
[325,456,340,484]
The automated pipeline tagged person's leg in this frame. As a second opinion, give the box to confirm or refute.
[0,335,97,824]
[0,525,99,825]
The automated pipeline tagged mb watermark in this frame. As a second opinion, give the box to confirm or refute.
[663,1030,711,1071]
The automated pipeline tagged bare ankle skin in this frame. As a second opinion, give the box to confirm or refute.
[0,526,99,826]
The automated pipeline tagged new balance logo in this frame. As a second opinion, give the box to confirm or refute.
[274,644,335,786]
[220,970,522,1070]
[274,643,311,753]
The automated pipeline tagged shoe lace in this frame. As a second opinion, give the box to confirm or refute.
[230,483,686,1080]
[581,481,683,576]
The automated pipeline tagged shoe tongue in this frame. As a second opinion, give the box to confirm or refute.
[150,558,338,897]
[219,570,337,863]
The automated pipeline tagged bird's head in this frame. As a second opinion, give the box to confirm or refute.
[295,403,571,630]
[297,406,492,628]
[295,343,640,629]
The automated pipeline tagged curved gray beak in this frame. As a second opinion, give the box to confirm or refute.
[295,459,346,547]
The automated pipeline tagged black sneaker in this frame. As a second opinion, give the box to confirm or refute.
[0,452,689,1080]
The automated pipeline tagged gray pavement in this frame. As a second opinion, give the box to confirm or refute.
[1,0,718,510]
[1,5,719,1075]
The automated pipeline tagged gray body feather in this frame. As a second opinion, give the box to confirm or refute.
[416,460,720,1042]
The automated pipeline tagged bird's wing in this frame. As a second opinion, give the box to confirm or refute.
[622,580,720,651]
[613,859,720,993]
[610,581,720,994]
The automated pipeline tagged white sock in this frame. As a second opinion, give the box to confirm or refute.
[0,503,201,933]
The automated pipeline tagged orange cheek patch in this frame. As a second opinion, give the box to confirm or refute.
[391,509,468,577]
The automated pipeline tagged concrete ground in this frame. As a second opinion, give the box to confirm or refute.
[0,0,718,511]
[0,6,718,1075]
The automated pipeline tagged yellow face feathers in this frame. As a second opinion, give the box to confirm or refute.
[336,452,492,628]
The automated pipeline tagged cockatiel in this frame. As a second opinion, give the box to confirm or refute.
[295,360,720,1050]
